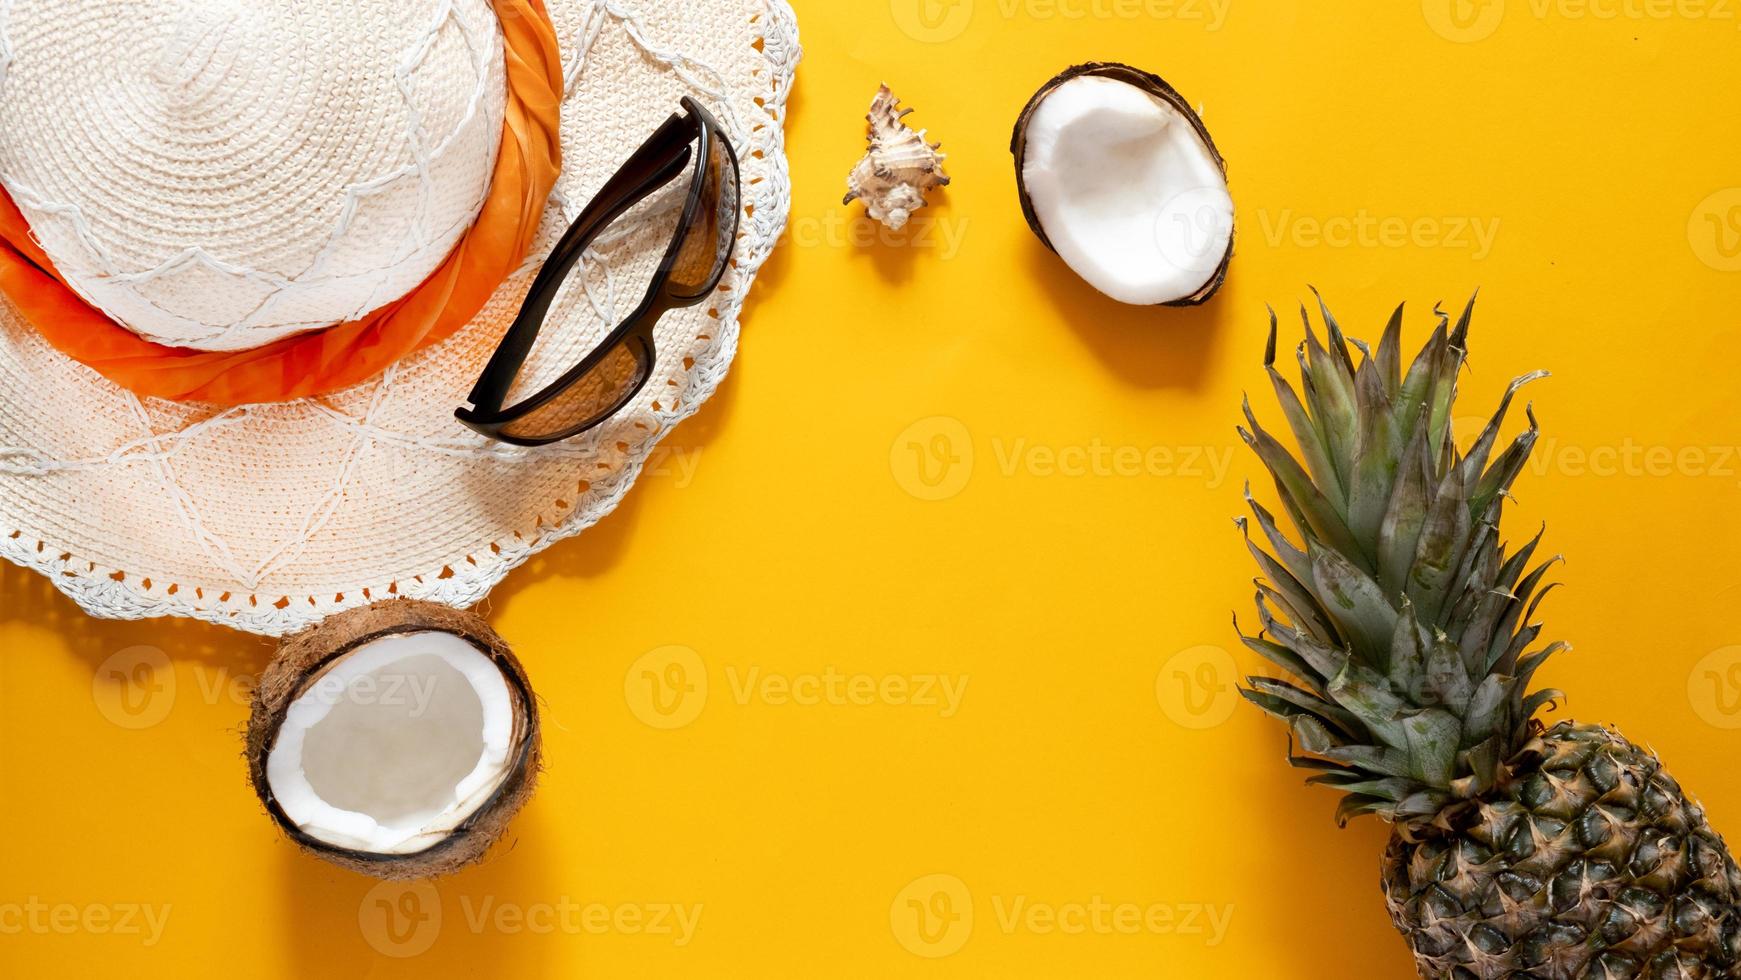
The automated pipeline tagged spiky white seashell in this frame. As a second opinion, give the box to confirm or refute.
[843,84,950,231]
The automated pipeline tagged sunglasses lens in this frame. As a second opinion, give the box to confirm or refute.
[466,109,741,446]
[667,133,738,297]
[496,336,650,443]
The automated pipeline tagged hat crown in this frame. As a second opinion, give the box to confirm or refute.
[0,0,507,352]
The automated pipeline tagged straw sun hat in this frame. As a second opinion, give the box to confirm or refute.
[0,0,798,634]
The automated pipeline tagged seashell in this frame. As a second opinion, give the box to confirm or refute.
[843,84,950,231]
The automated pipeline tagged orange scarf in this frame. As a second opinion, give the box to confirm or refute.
[0,0,563,406]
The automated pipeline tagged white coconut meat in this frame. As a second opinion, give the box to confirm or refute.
[264,631,519,855]
[1020,74,1233,305]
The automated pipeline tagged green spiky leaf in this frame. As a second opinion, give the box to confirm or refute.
[1237,296,1563,827]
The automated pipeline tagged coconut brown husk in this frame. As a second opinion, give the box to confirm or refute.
[1010,61,1233,307]
[245,599,540,880]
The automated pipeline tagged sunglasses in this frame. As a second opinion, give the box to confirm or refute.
[457,96,740,446]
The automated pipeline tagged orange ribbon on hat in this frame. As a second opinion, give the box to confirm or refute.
[0,0,563,407]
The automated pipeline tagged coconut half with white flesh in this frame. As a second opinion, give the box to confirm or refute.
[1012,63,1233,306]
[246,600,539,879]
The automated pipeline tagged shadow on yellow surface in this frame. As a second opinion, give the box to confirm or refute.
[1024,240,1229,391]
[0,558,268,675]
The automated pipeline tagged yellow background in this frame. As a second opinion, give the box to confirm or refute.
[6,0,1741,976]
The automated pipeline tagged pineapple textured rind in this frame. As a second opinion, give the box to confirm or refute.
[1383,723,1741,978]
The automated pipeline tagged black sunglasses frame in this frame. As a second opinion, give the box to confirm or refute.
[456,96,740,446]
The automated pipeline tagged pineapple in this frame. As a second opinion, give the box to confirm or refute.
[1237,296,1741,978]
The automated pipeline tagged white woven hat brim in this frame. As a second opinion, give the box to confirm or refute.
[0,0,799,635]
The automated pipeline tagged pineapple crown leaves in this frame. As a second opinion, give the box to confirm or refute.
[1235,292,1567,827]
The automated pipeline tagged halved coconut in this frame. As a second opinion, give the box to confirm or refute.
[1011,63,1233,306]
[246,600,539,879]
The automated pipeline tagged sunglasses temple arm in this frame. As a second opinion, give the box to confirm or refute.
[465,125,695,412]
